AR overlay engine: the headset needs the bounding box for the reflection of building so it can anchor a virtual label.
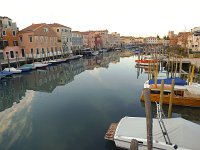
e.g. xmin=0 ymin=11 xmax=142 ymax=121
xmin=0 ymin=52 xmax=121 ymax=112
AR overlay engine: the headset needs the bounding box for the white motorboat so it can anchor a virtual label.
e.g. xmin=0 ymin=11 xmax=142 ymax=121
xmin=114 ymin=116 xmax=200 ymax=150
xmin=3 ymin=67 xmax=22 ymax=74
xmin=32 ymin=62 xmax=48 ymax=68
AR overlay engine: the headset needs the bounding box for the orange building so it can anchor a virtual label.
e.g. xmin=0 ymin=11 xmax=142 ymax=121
xmin=18 ymin=23 xmax=62 ymax=59
xmin=0 ymin=16 xmax=20 ymax=60
xmin=177 ymin=32 xmax=191 ymax=48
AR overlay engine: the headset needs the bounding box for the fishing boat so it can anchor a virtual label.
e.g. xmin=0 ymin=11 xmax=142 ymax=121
xmin=141 ymin=78 xmax=200 ymax=107
xmin=135 ymin=59 xmax=159 ymax=66
xmin=3 ymin=67 xmax=22 ymax=74
xmin=108 ymin=116 xmax=200 ymax=150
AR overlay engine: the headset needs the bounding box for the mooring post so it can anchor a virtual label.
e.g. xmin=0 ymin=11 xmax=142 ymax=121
xmin=130 ymin=139 xmax=138 ymax=150
xmin=168 ymin=79 xmax=175 ymax=118
xmin=160 ymin=80 xmax=164 ymax=108
xmin=143 ymin=88 xmax=153 ymax=150
xmin=190 ymin=65 xmax=195 ymax=85
xmin=179 ymin=57 xmax=182 ymax=78
xmin=188 ymin=66 xmax=191 ymax=85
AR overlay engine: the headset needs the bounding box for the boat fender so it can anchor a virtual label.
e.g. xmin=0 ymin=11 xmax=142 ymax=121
xmin=173 ymin=144 xmax=178 ymax=149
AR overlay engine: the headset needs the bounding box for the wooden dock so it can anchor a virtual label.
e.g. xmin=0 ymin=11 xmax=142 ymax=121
xmin=104 ymin=123 xmax=118 ymax=141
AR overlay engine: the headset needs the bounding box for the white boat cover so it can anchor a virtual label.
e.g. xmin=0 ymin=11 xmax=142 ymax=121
xmin=185 ymin=84 xmax=200 ymax=96
xmin=114 ymin=117 xmax=200 ymax=150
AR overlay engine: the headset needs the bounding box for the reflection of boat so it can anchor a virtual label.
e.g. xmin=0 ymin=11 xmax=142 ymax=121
xmin=3 ymin=67 xmax=22 ymax=74
xmin=141 ymin=78 xmax=200 ymax=107
xmin=111 ymin=116 xmax=200 ymax=150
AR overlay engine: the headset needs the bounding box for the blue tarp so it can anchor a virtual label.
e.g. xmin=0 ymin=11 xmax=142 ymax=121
xmin=149 ymin=77 xmax=187 ymax=86
xmin=0 ymin=71 xmax=13 ymax=76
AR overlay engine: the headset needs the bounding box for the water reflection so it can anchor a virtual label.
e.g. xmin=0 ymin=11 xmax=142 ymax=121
xmin=0 ymin=52 xmax=120 ymax=112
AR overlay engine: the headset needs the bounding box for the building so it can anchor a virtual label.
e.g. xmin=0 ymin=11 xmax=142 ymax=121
xmin=48 ymin=23 xmax=72 ymax=54
xmin=0 ymin=16 xmax=20 ymax=60
xmin=109 ymin=32 xmax=120 ymax=48
xmin=120 ymin=36 xmax=134 ymax=47
xmin=187 ymin=27 xmax=200 ymax=53
xmin=144 ymin=37 xmax=158 ymax=45
xmin=177 ymin=32 xmax=191 ymax=48
xmin=18 ymin=23 xmax=62 ymax=59
xmin=71 ymin=31 xmax=83 ymax=51
xmin=134 ymin=37 xmax=144 ymax=45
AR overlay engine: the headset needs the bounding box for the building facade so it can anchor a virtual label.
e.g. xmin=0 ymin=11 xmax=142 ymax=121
xmin=187 ymin=27 xmax=200 ymax=53
xmin=18 ymin=23 xmax=62 ymax=59
xmin=49 ymin=23 xmax=72 ymax=54
xmin=144 ymin=37 xmax=158 ymax=45
xmin=177 ymin=32 xmax=191 ymax=48
xmin=71 ymin=31 xmax=83 ymax=51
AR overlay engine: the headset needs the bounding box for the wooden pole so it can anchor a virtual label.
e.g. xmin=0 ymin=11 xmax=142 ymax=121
xmin=168 ymin=79 xmax=175 ymax=118
xmin=179 ymin=57 xmax=182 ymax=78
xmin=188 ymin=66 xmax=191 ymax=85
xmin=175 ymin=56 xmax=178 ymax=77
xmin=190 ymin=65 xmax=195 ymax=85
xmin=143 ymin=88 xmax=153 ymax=150
xmin=160 ymin=80 xmax=164 ymax=108
xmin=130 ymin=139 xmax=138 ymax=150
xmin=171 ymin=57 xmax=174 ymax=77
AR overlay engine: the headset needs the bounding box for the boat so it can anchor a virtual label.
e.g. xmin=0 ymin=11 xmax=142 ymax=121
xmin=32 ymin=62 xmax=48 ymax=69
xmin=20 ymin=64 xmax=36 ymax=70
xmin=91 ymin=51 xmax=99 ymax=56
xmin=141 ymin=78 xmax=200 ymax=107
xmin=135 ymin=59 xmax=159 ymax=66
xmin=18 ymin=65 xmax=32 ymax=72
xmin=0 ymin=71 xmax=13 ymax=79
xmin=3 ymin=67 xmax=22 ymax=74
xmin=110 ymin=116 xmax=200 ymax=150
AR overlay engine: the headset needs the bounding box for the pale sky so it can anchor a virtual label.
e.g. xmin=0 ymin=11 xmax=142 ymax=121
xmin=1 ymin=0 xmax=200 ymax=37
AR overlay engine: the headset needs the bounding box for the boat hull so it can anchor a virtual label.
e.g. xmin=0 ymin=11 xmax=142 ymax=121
xmin=140 ymin=91 xmax=200 ymax=107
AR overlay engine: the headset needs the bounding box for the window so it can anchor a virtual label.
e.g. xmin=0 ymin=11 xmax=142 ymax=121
xmin=2 ymin=31 xmax=6 ymax=36
xmin=13 ymin=41 xmax=18 ymax=46
xmin=36 ymin=48 xmax=39 ymax=54
xmin=10 ymin=51 xmax=14 ymax=58
xmin=42 ymin=48 xmax=44 ymax=54
xmin=30 ymin=48 xmax=33 ymax=54
xmin=44 ymin=28 xmax=48 ymax=32
xmin=29 ymin=36 xmax=32 ymax=42
xmin=12 ymin=31 xmax=16 ymax=36
xmin=65 ymin=29 xmax=67 ymax=32
xmin=8 ymin=21 xmax=11 ymax=26
xmin=57 ymin=29 xmax=59 ymax=32
xmin=20 ymin=36 xmax=23 ymax=42
xmin=3 ymin=40 xmax=9 ymax=47
xmin=21 ymin=49 xmax=25 ymax=57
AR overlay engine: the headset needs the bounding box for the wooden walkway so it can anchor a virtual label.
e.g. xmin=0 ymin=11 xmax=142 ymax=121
xmin=104 ymin=123 xmax=118 ymax=141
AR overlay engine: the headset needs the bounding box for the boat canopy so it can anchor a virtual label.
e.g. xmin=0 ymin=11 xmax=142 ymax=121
xmin=149 ymin=77 xmax=187 ymax=86
xmin=114 ymin=117 xmax=200 ymax=150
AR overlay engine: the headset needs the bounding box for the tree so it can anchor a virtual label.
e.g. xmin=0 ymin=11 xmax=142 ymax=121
xmin=157 ymin=35 xmax=160 ymax=40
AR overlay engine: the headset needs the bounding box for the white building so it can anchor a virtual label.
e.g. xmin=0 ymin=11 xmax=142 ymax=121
xmin=187 ymin=27 xmax=200 ymax=53
xmin=145 ymin=37 xmax=158 ymax=44
xmin=49 ymin=23 xmax=72 ymax=54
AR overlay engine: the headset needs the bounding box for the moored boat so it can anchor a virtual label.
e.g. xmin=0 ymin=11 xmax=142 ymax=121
xmin=141 ymin=78 xmax=200 ymax=107
xmin=3 ymin=67 xmax=22 ymax=74
xmin=32 ymin=62 xmax=48 ymax=68
xmin=111 ymin=116 xmax=200 ymax=149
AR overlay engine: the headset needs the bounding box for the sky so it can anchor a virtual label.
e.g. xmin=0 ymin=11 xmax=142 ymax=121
xmin=1 ymin=0 xmax=200 ymax=37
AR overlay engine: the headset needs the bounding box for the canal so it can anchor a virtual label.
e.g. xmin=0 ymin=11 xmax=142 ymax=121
xmin=0 ymin=51 xmax=199 ymax=150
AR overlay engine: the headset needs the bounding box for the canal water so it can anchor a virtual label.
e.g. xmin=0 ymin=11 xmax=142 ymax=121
xmin=0 ymin=51 xmax=199 ymax=150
